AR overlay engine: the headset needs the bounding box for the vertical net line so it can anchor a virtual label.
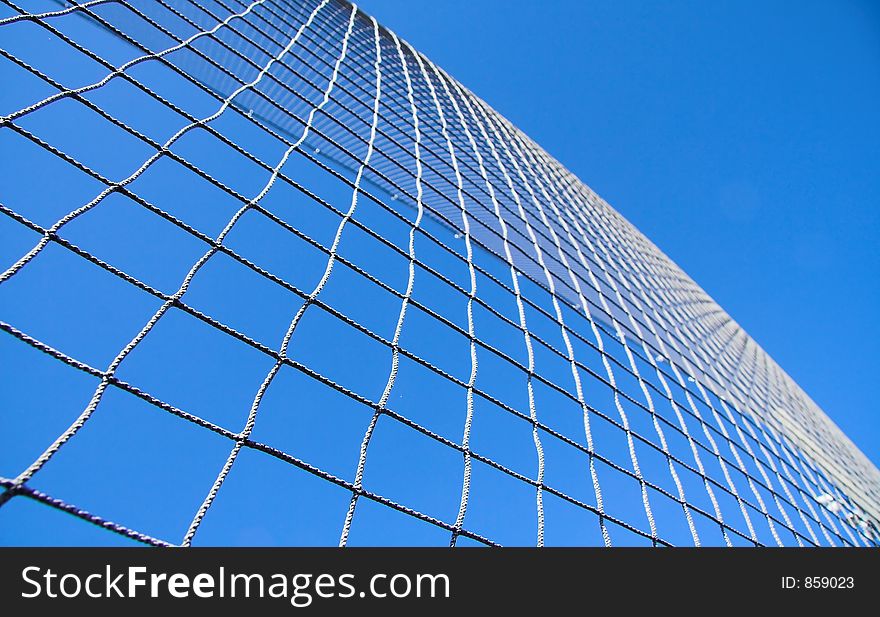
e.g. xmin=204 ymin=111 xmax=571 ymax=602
xmin=0 ymin=0 xmax=323 ymax=506
xmin=436 ymin=71 xmax=556 ymax=547
xmin=180 ymin=0 xmax=356 ymax=547
xmin=555 ymin=172 xmax=785 ymax=542
xmin=526 ymin=145 xmax=791 ymax=544
xmin=725 ymin=333 xmax=785 ymax=545
xmin=325 ymin=13 xmax=386 ymax=546
xmin=737 ymin=341 xmax=805 ymax=545
xmin=543 ymin=181 xmax=736 ymax=545
xmin=470 ymin=77 xmax=644 ymax=547
xmin=809 ymin=479 xmax=846 ymax=545
xmin=466 ymin=90 xmax=668 ymax=545
xmin=471 ymin=98 xmax=659 ymax=544
xmin=714 ymin=333 xmax=832 ymax=542
xmin=732 ymin=337 xmax=807 ymax=545
xmin=616 ymin=241 xmax=769 ymax=540
xmin=590 ymin=232 xmax=756 ymax=544
xmin=770 ymin=424 xmax=836 ymax=545
xmin=792 ymin=424 xmax=853 ymax=544
xmin=431 ymin=58 xmax=584 ymax=546
xmin=399 ymin=38 xmax=488 ymax=544
xmin=384 ymin=28 xmax=460 ymax=546
xmin=412 ymin=48 xmax=484 ymax=548
xmin=337 ymin=17 xmax=433 ymax=544
xmin=756 ymin=355 xmax=825 ymax=543
xmin=441 ymin=70 xmax=612 ymax=546
xmin=774 ymin=369 xmax=864 ymax=543
xmin=755 ymin=352 xmax=821 ymax=545
xmin=208 ymin=5 xmax=381 ymax=546
xmin=498 ymin=115 xmax=708 ymax=545
xmin=495 ymin=111 xmax=711 ymax=546
xmin=542 ymin=156 xmax=742 ymax=544
xmin=818 ymin=471 xmax=861 ymax=546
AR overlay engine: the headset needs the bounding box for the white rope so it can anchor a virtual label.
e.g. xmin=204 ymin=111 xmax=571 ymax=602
xmin=182 ymin=0 xmax=357 ymax=546
xmin=335 ymin=13 xmax=386 ymax=546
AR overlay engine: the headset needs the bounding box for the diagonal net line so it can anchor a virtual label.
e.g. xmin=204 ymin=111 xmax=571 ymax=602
xmin=0 ymin=476 xmax=171 ymax=546
xmin=0 ymin=316 xmax=501 ymax=547
xmin=0 ymin=0 xmax=876 ymax=547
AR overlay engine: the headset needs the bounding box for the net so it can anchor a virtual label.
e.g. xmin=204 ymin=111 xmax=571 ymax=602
xmin=0 ymin=0 xmax=878 ymax=547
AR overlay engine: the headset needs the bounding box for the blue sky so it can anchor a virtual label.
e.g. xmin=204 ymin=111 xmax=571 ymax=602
xmin=0 ymin=0 xmax=877 ymax=547
xmin=358 ymin=0 xmax=880 ymax=466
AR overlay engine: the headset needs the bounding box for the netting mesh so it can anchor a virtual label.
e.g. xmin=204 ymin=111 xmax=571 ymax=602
xmin=1 ymin=0 xmax=878 ymax=547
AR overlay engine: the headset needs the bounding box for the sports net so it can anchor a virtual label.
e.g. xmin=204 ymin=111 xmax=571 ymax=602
xmin=0 ymin=0 xmax=878 ymax=547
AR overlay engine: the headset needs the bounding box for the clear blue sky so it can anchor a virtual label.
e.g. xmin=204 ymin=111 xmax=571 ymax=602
xmin=358 ymin=0 xmax=880 ymax=466
xmin=0 ymin=0 xmax=877 ymax=547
